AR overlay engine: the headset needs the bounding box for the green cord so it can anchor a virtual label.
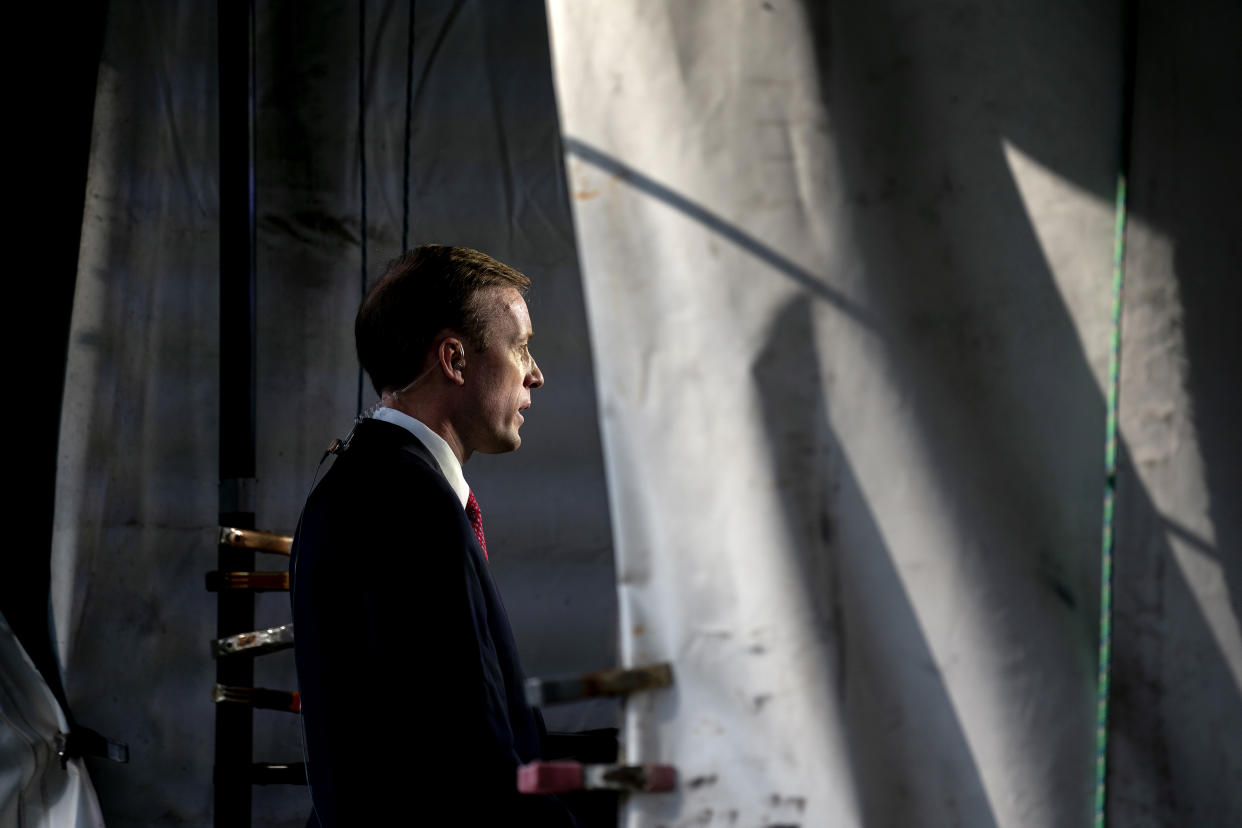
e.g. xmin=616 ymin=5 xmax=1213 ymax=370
xmin=1094 ymin=172 xmax=1128 ymax=828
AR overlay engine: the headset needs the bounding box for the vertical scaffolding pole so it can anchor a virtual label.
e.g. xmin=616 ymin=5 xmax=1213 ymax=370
xmin=216 ymin=0 xmax=257 ymax=824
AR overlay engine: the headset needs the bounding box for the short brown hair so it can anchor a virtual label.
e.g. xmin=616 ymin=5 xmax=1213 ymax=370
xmin=355 ymin=245 xmax=531 ymax=394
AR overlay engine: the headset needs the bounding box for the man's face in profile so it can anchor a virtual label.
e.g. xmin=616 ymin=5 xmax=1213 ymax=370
xmin=460 ymin=286 xmax=544 ymax=455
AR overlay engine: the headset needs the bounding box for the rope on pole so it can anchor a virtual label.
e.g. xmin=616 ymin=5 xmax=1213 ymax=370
xmin=1094 ymin=170 xmax=1127 ymax=828
xmin=1094 ymin=4 xmax=1138 ymax=825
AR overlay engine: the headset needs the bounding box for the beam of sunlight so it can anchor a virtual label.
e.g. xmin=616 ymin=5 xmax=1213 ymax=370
xmin=1168 ymin=527 xmax=1242 ymax=694
xmin=1000 ymin=138 xmax=1117 ymax=396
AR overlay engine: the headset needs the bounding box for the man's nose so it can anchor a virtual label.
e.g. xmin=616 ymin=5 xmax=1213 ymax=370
xmin=527 ymin=356 xmax=544 ymax=389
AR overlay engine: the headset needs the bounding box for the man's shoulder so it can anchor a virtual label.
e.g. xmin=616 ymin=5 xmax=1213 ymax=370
xmin=294 ymin=420 xmax=466 ymax=557
xmin=331 ymin=419 xmax=438 ymax=477
xmin=304 ymin=419 xmax=457 ymax=515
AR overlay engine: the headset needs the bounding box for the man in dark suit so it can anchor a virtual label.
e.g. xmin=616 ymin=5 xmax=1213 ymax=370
xmin=291 ymin=245 xmax=578 ymax=826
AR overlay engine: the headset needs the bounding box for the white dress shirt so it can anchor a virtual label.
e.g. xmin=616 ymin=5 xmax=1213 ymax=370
xmin=370 ymin=406 xmax=470 ymax=508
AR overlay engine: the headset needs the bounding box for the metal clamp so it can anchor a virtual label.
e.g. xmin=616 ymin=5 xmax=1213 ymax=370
xmin=218 ymin=526 xmax=293 ymax=556
xmin=212 ymin=683 xmax=300 ymax=713
xmin=525 ymin=662 xmax=673 ymax=706
xmin=205 ymin=571 xmax=289 ymax=592
xmin=212 ymin=623 xmax=294 ymax=658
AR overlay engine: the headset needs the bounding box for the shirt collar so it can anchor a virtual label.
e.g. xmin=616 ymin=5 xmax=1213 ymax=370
xmin=371 ymin=407 xmax=470 ymax=508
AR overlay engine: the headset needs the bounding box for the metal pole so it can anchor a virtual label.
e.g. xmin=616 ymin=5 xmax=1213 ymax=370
xmin=216 ymin=0 xmax=257 ymax=824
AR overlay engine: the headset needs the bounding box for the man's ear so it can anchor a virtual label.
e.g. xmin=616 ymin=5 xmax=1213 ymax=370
xmin=436 ymin=336 xmax=466 ymax=385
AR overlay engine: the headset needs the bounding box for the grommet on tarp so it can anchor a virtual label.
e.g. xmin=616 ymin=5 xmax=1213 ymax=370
xmin=205 ymin=571 xmax=290 ymax=591
xmin=211 ymin=683 xmax=301 ymax=714
xmin=526 ymin=662 xmax=674 ymax=706
xmin=212 ymin=623 xmax=295 ymax=658
xmin=218 ymin=526 xmax=293 ymax=555
xmin=56 ymin=727 xmax=130 ymax=769
xmin=518 ymin=761 xmax=676 ymax=795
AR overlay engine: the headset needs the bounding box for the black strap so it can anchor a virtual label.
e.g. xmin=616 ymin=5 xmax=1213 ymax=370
xmin=57 ymin=725 xmax=129 ymax=768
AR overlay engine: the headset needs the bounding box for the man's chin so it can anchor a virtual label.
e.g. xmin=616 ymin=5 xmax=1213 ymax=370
xmin=478 ymin=434 xmax=522 ymax=455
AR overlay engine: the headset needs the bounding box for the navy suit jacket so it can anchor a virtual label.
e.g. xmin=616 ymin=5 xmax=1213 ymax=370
xmin=291 ymin=418 xmax=577 ymax=826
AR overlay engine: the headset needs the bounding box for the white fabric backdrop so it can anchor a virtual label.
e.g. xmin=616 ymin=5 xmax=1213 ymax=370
xmin=0 ymin=613 xmax=104 ymax=828
xmin=546 ymin=1 xmax=1240 ymax=826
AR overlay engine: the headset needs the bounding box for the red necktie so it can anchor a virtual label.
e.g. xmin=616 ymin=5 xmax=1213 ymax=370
xmin=466 ymin=489 xmax=488 ymax=561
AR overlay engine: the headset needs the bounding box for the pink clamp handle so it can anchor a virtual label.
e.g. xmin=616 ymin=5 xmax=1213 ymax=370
xmin=517 ymin=761 xmax=677 ymax=794
xmin=517 ymin=761 xmax=583 ymax=794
